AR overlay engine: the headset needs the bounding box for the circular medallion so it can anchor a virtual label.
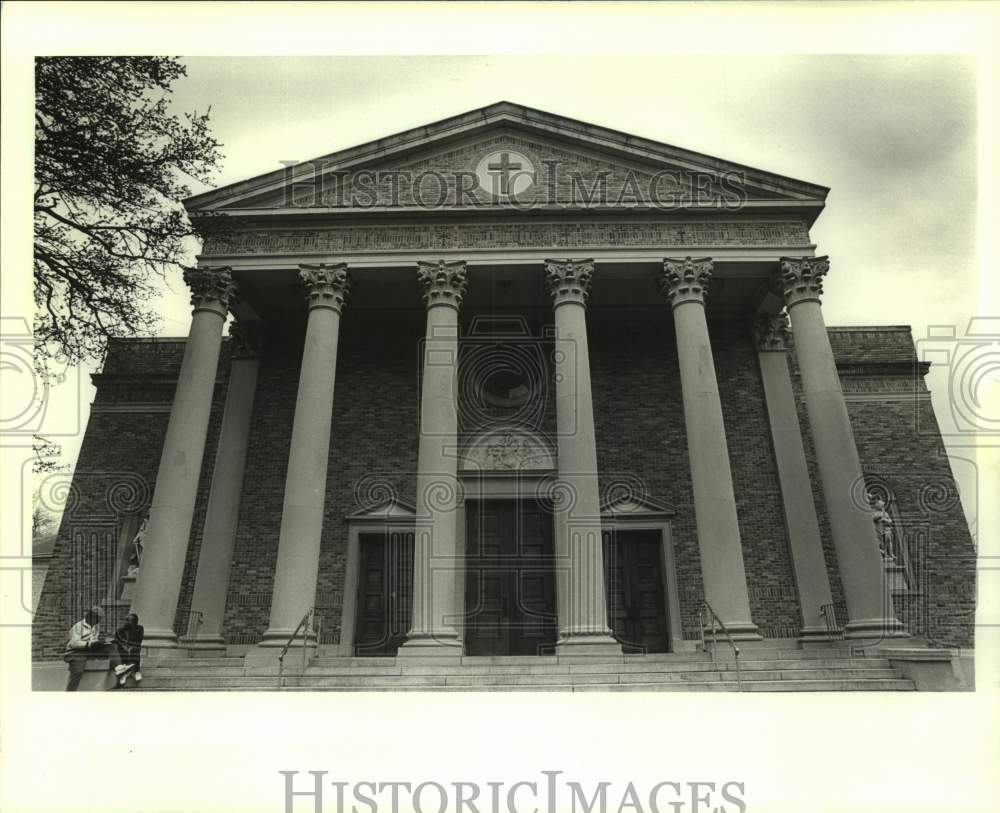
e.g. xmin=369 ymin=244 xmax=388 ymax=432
xmin=474 ymin=149 xmax=535 ymax=198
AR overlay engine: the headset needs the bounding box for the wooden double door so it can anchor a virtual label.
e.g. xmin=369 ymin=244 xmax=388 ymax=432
xmin=464 ymin=500 xmax=558 ymax=656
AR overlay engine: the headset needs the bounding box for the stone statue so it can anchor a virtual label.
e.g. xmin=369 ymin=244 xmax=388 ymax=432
xmin=125 ymin=516 xmax=147 ymax=577
xmin=869 ymin=494 xmax=896 ymax=562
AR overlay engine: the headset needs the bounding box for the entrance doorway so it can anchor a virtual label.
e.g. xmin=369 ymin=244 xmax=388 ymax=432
xmin=603 ymin=529 xmax=671 ymax=653
xmin=464 ymin=499 xmax=557 ymax=656
xmin=353 ymin=531 xmax=414 ymax=656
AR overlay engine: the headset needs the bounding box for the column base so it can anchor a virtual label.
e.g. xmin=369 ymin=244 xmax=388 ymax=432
xmin=397 ymin=632 xmax=463 ymax=659
xmin=798 ymin=625 xmax=844 ymax=646
xmin=704 ymin=622 xmax=762 ymax=642
xmin=244 ymin=628 xmax=317 ymax=664
xmin=140 ymin=630 xmax=190 ymax=664
xmin=255 ymin=627 xmax=318 ymax=647
xmin=555 ymin=634 xmax=622 ymax=658
xmin=182 ymin=633 xmax=228 ymax=656
xmin=844 ymin=617 xmax=909 ymax=641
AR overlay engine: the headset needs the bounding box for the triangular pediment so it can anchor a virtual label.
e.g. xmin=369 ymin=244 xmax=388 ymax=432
xmin=601 ymin=493 xmax=676 ymax=518
xmin=345 ymin=496 xmax=416 ymax=521
xmin=185 ymin=102 xmax=828 ymax=216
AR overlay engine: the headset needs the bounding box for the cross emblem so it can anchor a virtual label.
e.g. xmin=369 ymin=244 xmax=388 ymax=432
xmin=486 ymin=151 xmax=523 ymax=195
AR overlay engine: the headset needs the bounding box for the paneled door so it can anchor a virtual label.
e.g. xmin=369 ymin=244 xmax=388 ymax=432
xmin=465 ymin=500 xmax=557 ymax=656
xmin=603 ymin=529 xmax=670 ymax=653
xmin=354 ymin=531 xmax=414 ymax=656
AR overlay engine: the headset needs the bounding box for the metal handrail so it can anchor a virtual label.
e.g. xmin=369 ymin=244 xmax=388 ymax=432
xmin=820 ymin=603 xmax=869 ymax=657
xmin=187 ymin=610 xmax=205 ymax=641
xmin=277 ymin=607 xmax=314 ymax=689
xmin=819 ymin=603 xmax=840 ymax=639
xmin=699 ymin=601 xmax=742 ymax=692
xmin=180 ymin=610 xmax=204 ymax=642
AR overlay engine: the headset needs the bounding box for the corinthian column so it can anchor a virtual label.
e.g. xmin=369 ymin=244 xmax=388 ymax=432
xmin=132 ymin=267 xmax=236 ymax=652
xmin=255 ymin=264 xmax=350 ymax=652
xmin=545 ymin=259 xmax=620 ymax=655
xmin=776 ymin=257 xmax=905 ymax=639
xmin=187 ymin=320 xmax=263 ymax=652
xmin=401 ymin=260 xmax=467 ymax=656
xmin=755 ymin=313 xmax=838 ymax=642
xmin=659 ymin=258 xmax=759 ymax=640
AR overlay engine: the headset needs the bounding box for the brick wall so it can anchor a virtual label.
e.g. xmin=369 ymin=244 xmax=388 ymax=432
xmin=823 ymin=327 xmax=975 ymax=646
xmin=33 ymin=323 xmax=977 ymax=657
xmin=221 ymin=321 xmax=423 ymax=645
xmin=590 ymin=318 xmax=799 ymax=639
xmin=32 ymin=339 xmax=230 ymax=658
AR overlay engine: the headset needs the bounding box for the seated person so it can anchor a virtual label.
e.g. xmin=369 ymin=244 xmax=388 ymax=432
xmin=64 ymin=606 xmax=109 ymax=691
xmin=113 ymin=613 xmax=145 ymax=688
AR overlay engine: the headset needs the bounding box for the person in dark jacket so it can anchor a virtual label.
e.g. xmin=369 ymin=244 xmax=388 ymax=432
xmin=112 ymin=613 xmax=144 ymax=688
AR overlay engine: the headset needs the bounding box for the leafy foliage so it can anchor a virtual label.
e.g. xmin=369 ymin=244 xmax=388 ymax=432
xmin=32 ymin=435 xmax=67 ymax=475
xmin=33 ymin=57 xmax=222 ymax=373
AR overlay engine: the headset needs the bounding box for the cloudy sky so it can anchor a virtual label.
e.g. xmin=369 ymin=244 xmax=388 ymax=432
xmin=36 ymin=53 xmax=985 ymax=526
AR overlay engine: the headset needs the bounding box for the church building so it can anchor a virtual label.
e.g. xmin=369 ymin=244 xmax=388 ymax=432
xmin=32 ymin=103 xmax=976 ymax=690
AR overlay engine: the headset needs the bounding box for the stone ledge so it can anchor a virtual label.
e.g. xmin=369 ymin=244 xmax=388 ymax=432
xmin=32 ymin=659 xmax=115 ymax=692
xmin=877 ymin=647 xmax=974 ymax=691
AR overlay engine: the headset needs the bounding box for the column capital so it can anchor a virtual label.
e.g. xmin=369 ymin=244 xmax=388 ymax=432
xmin=300 ymin=263 xmax=350 ymax=312
xmin=183 ymin=267 xmax=237 ymax=317
xmin=228 ymin=319 xmax=265 ymax=360
xmin=776 ymin=256 xmax=830 ymax=307
xmin=417 ymin=260 xmax=468 ymax=309
xmin=659 ymin=257 xmax=713 ymax=308
xmin=545 ymin=259 xmax=594 ymax=308
xmin=755 ymin=312 xmax=792 ymax=352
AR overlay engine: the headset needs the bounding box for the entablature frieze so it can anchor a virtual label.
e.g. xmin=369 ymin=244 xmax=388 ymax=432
xmin=202 ymin=219 xmax=813 ymax=260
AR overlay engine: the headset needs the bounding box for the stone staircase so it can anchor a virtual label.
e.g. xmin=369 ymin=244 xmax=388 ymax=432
xmin=137 ymin=645 xmax=917 ymax=692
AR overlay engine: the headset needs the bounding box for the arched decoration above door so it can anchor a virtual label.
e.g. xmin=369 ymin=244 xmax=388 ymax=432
xmin=459 ymin=427 xmax=556 ymax=474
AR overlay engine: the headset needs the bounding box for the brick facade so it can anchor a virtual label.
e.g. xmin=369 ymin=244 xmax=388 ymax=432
xmin=32 ymin=319 xmax=976 ymax=657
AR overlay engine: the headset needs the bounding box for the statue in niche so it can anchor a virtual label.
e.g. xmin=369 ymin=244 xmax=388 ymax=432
xmin=125 ymin=516 xmax=148 ymax=577
xmin=868 ymin=494 xmax=896 ymax=562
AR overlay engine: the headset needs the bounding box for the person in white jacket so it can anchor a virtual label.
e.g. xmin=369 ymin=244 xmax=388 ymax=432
xmin=64 ymin=606 xmax=108 ymax=691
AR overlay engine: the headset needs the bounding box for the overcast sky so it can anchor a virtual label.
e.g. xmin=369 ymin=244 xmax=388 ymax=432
xmin=40 ymin=54 xmax=984 ymax=528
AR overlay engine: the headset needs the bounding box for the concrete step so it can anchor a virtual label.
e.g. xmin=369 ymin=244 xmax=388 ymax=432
xmin=326 ymin=657 xmax=890 ymax=675
xmin=138 ymin=677 xmax=915 ymax=692
xmin=139 ymin=667 xmax=906 ymax=690
xmin=154 ymin=657 xmax=247 ymax=667
xmin=135 ymin=644 xmax=917 ymax=692
xmin=307 ymin=649 xmax=870 ymax=668
xmin=299 ymin=668 xmax=901 ymax=687
xmin=146 ymin=657 xmax=892 ymax=679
